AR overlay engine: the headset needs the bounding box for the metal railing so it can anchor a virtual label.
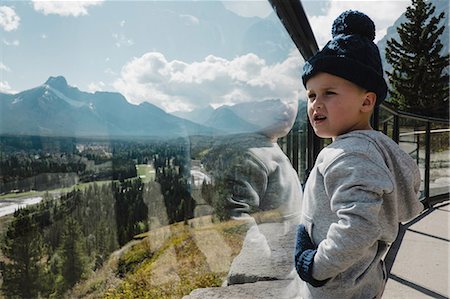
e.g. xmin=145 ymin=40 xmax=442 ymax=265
xmin=375 ymin=104 xmax=450 ymax=207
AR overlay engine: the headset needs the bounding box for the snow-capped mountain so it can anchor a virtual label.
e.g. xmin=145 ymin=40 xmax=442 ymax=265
xmin=174 ymin=98 xmax=308 ymax=135
xmin=0 ymin=76 xmax=215 ymax=138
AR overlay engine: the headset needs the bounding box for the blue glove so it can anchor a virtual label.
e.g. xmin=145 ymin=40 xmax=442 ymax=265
xmin=294 ymin=224 xmax=315 ymax=259
xmin=294 ymin=224 xmax=329 ymax=287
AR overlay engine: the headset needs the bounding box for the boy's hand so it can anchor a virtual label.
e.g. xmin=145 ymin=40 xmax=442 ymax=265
xmin=294 ymin=224 xmax=329 ymax=287
xmin=294 ymin=224 xmax=315 ymax=258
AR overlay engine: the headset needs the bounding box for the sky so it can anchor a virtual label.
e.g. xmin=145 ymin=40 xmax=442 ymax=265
xmin=0 ymin=0 xmax=411 ymax=113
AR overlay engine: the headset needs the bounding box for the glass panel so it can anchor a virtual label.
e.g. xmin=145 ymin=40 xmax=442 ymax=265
xmin=380 ymin=105 xmax=450 ymax=201
xmin=0 ymin=1 xmax=305 ymax=298
xmin=378 ymin=107 xmax=395 ymax=138
xmin=430 ymin=123 xmax=450 ymax=197
xmin=398 ymin=117 xmax=427 ymax=198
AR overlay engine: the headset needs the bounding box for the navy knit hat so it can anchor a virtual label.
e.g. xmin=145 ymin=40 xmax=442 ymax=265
xmin=302 ymin=10 xmax=388 ymax=106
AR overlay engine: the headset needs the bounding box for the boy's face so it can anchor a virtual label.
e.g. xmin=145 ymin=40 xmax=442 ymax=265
xmin=306 ymin=72 xmax=374 ymax=139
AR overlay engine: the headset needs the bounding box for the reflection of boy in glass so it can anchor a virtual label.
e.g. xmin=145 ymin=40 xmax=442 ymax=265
xmin=201 ymin=98 xmax=302 ymax=284
xmin=203 ymin=98 xmax=301 ymax=222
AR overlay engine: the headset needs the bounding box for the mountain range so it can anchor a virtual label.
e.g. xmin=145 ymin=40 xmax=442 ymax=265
xmin=0 ymin=76 xmax=216 ymax=138
xmin=0 ymin=76 xmax=286 ymax=138
xmin=174 ymin=104 xmax=260 ymax=134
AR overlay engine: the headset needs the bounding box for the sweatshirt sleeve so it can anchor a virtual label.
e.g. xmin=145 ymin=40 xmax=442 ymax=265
xmin=312 ymin=152 xmax=394 ymax=281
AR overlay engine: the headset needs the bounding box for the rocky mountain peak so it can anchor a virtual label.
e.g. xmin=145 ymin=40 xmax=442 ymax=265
xmin=44 ymin=76 xmax=69 ymax=89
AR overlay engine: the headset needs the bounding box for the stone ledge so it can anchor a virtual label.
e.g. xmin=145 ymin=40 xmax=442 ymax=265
xmin=184 ymin=221 xmax=301 ymax=299
xmin=183 ymin=279 xmax=300 ymax=299
xmin=227 ymin=222 xmax=296 ymax=285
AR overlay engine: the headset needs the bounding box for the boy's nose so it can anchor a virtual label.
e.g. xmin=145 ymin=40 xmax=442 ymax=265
xmin=311 ymin=99 xmax=323 ymax=110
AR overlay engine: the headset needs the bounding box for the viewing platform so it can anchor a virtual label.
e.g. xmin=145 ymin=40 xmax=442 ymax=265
xmin=383 ymin=198 xmax=449 ymax=299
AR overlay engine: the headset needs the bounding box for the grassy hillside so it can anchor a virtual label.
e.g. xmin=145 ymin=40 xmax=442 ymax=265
xmin=68 ymin=216 xmax=248 ymax=299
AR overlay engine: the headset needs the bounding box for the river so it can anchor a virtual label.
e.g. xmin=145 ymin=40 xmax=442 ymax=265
xmin=0 ymin=196 xmax=43 ymax=217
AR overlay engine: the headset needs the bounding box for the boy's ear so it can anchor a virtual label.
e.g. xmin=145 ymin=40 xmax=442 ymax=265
xmin=361 ymin=92 xmax=377 ymax=112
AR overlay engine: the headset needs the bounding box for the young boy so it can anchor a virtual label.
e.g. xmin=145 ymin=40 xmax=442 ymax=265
xmin=294 ymin=10 xmax=424 ymax=299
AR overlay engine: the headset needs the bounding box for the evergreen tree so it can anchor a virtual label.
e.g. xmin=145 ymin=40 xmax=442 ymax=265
xmin=0 ymin=214 xmax=51 ymax=298
xmin=114 ymin=179 xmax=148 ymax=246
xmin=385 ymin=0 xmax=449 ymax=119
xmin=59 ymin=217 xmax=89 ymax=290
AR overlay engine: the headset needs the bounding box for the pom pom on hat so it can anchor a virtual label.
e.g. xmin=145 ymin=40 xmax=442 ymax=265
xmin=332 ymin=10 xmax=376 ymax=41
xmin=302 ymin=10 xmax=388 ymax=106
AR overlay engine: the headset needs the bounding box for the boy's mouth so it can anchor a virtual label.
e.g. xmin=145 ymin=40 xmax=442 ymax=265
xmin=313 ymin=114 xmax=326 ymax=123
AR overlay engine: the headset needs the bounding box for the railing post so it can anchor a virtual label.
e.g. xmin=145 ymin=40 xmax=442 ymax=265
xmin=424 ymin=121 xmax=431 ymax=208
xmin=287 ymin=130 xmax=292 ymax=163
xmin=393 ymin=114 xmax=400 ymax=143
xmin=372 ymin=105 xmax=379 ymax=130
xmin=293 ymin=122 xmax=299 ymax=173
xmin=306 ymin=122 xmax=322 ymax=180
xmin=383 ymin=121 xmax=388 ymax=136
xmin=416 ymin=131 xmax=420 ymax=165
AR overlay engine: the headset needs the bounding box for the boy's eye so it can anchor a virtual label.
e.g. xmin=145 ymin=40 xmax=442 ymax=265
xmin=325 ymin=91 xmax=336 ymax=95
xmin=307 ymin=93 xmax=316 ymax=101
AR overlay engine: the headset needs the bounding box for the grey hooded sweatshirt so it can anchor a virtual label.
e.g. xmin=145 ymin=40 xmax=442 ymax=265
xmin=299 ymin=130 xmax=423 ymax=299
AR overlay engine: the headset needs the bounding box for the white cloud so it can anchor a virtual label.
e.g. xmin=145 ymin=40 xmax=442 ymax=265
xmin=179 ymin=14 xmax=199 ymax=25
xmin=0 ymin=62 xmax=11 ymax=72
xmin=0 ymin=6 xmax=20 ymax=31
xmin=104 ymin=68 xmax=117 ymax=76
xmin=41 ymin=33 xmax=47 ymax=39
xmin=306 ymin=1 xmax=410 ymax=47
xmin=113 ymin=51 xmax=304 ymax=113
xmin=2 ymin=39 xmax=19 ymax=46
xmin=120 ymin=20 xmax=126 ymax=27
xmin=32 ymin=0 xmax=104 ymax=17
xmin=112 ymin=33 xmax=134 ymax=48
xmin=222 ymin=0 xmax=273 ymax=18
xmin=88 ymin=81 xmax=106 ymax=92
xmin=0 ymin=81 xmax=16 ymax=94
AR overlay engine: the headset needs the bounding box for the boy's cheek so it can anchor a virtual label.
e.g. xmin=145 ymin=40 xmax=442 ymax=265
xmin=306 ymin=110 xmax=314 ymax=122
